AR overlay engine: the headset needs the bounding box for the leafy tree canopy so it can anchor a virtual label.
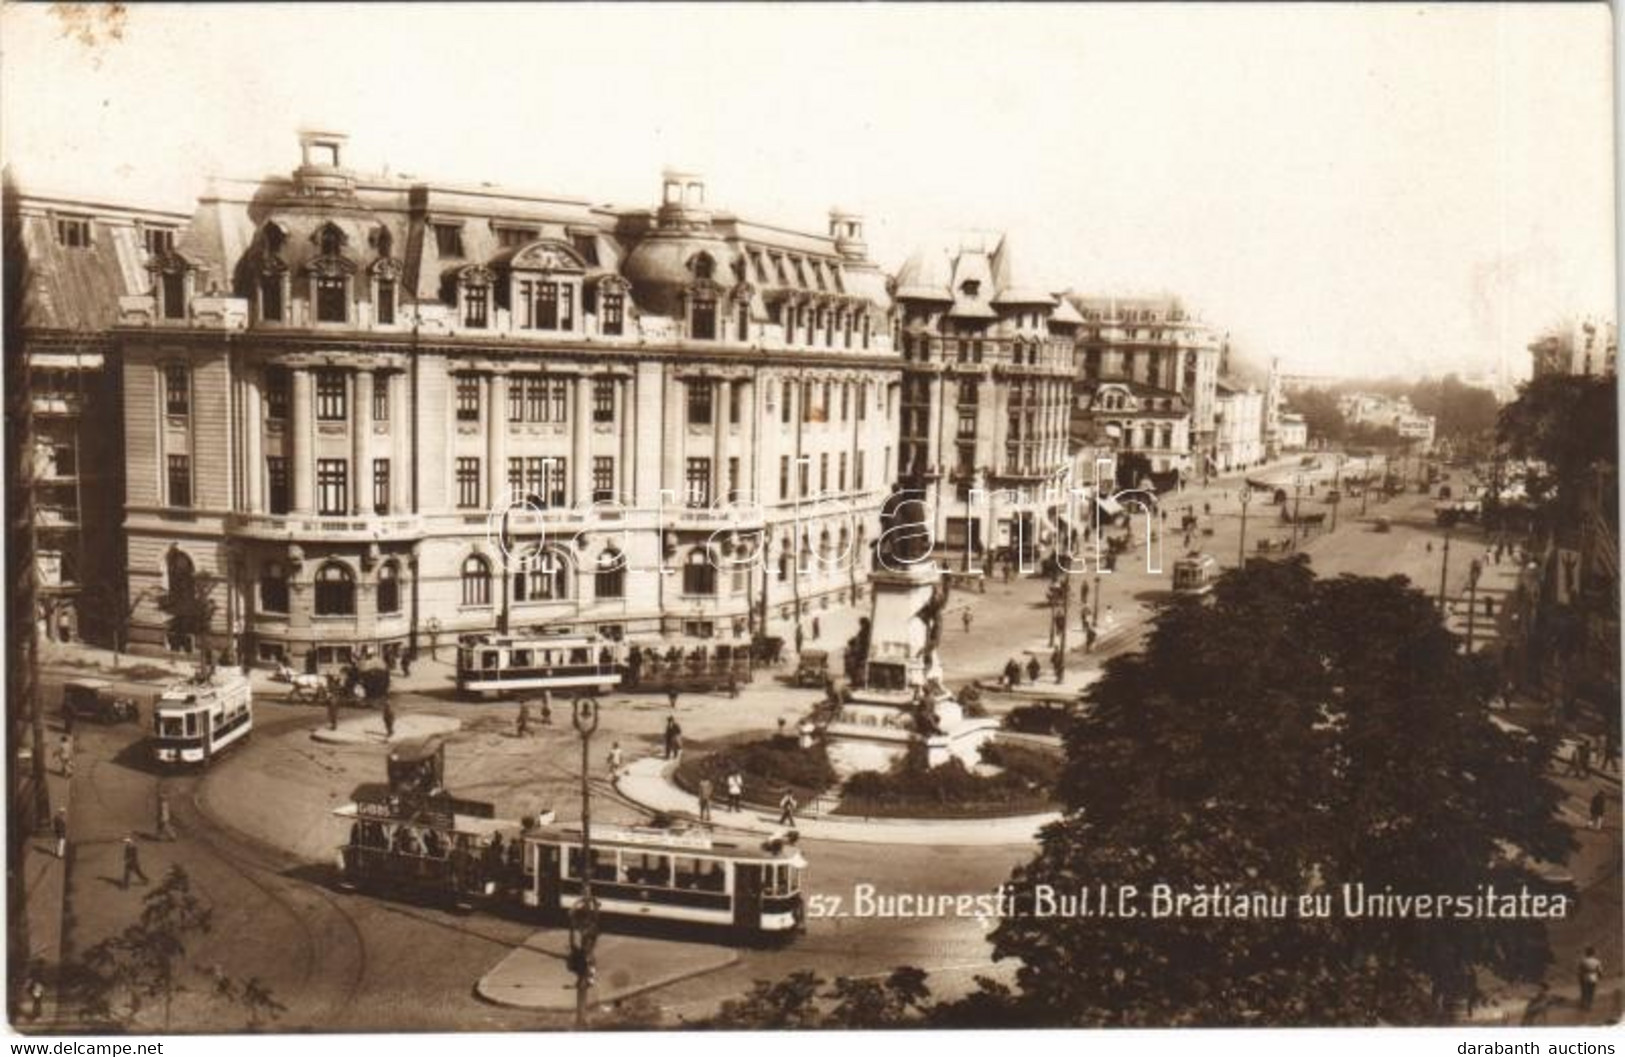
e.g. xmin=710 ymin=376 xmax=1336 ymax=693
xmin=990 ymin=556 xmax=1572 ymax=1026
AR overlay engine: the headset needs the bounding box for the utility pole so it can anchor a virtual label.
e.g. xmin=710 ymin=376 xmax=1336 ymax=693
xmin=1465 ymin=559 xmax=1482 ymax=652
xmin=1056 ymin=571 xmax=1070 ymax=683
xmin=570 ymin=695 xmax=601 ymax=1029
xmin=1438 ymin=527 xmax=1452 ymax=613
xmin=1290 ymin=476 xmax=1303 ymax=551
xmin=1237 ymin=487 xmax=1252 ymax=567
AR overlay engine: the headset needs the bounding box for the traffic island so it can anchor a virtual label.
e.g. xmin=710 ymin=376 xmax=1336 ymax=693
xmin=310 ymin=712 xmax=460 ymax=746
xmin=476 ymin=930 xmax=738 ymax=1011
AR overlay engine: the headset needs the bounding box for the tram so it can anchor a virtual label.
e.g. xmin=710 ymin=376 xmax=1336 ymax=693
xmin=152 ymin=668 xmax=253 ymax=766
xmin=521 ymin=822 xmax=806 ymax=939
xmin=454 ymin=633 xmax=625 ymax=698
xmin=1172 ymin=553 xmax=1219 ymax=595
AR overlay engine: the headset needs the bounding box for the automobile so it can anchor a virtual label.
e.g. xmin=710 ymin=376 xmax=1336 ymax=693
xmin=791 ymin=648 xmax=832 ymax=689
xmin=60 ymin=678 xmax=139 ymax=725
xmin=1374 ymin=517 xmax=1392 ymax=533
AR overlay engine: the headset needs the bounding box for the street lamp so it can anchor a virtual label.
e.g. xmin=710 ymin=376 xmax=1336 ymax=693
xmin=1437 ymin=524 xmax=1453 ymax=614
xmin=1237 ymin=486 xmax=1252 ymax=567
xmin=1465 ymin=558 xmax=1483 ymax=652
xmin=1290 ymin=474 xmax=1305 ymax=551
xmin=570 ymin=695 xmax=601 ymax=1029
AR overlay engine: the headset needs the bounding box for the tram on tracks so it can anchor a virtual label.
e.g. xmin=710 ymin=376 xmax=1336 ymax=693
xmin=152 ymin=667 xmax=253 ymax=766
xmin=453 ymin=633 xmax=625 ymax=698
xmin=332 ymin=736 xmax=806 ymax=941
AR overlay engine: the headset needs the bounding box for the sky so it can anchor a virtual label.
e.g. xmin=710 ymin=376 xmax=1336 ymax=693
xmin=2 ymin=2 xmax=1615 ymax=381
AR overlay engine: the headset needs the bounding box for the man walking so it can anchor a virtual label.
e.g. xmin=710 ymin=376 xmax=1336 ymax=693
xmin=666 ymin=685 xmax=680 ymax=712
xmin=962 ymin=609 xmax=973 ymax=635
xmin=56 ymin=734 xmax=73 ymax=779
xmin=121 ymin=836 xmax=149 ymax=889
xmin=52 ymin=808 xmax=67 ymax=859
xmin=1052 ymin=648 xmax=1065 ymax=685
xmin=156 ymin=788 xmax=177 ymax=841
xmin=1578 ymin=947 xmax=1604 ymax=1012
xmin=607 ymin=741 xmax=623 ymax=779
xmin=1026 ymin=655 xmax=1041 ymax=684
xmin=777 ymin=790 xmax=797 ymax=828
xmin=400 ymin=650 xmax=413 ymax=678
xmin=663 ymin=717 xmax=682 ymax=761
xmin=382 ymin=701 xmax=396 ymax=740
xmin=726 ymin=770 xmax=743 ymax=812
xmin=538 ymin=689 xmax=552 ymax=725
xmin=697 ymin=777 xmax=714 ymax=822
xmin=1589 ymin=789 xmax=1607 ymax=831
xmin=516 ymin=700 xmax=531 ymax=738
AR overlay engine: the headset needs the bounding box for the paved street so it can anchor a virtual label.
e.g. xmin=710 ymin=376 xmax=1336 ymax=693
xmin=24 ymin=475 xmax=1619 ymax=1030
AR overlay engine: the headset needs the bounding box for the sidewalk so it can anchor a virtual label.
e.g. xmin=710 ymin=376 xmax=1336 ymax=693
xmin=476 ymin=931 xmax=737 ymax=1012
xmin=614 ymin=756 xmax=1056 ymax=846
xmin=18 ymin=745 xmax=72 ymax=1029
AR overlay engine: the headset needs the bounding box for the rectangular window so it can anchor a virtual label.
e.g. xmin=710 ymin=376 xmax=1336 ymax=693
xmin=736 ymin=305 xmax=749 ymax=342
xmin=517 ymin=280 xmax=535 ymax=329
xmin=727 ymin=456 xmax=740 ymax=501
xmin=315 ymin=276 xmax=347 ymax=323
xmin=267 ymin=457 xmax=289 ymax=514
xmin=593 ymin=378 xmax=615 ymax=423
xmin=167 ymin=454 xmax=190 ymax=508
xmin=260 ymin=275 xmax=284 ymax=322
xmin=551 ymin=379 xmax=569 ymax=423
xmin=687 ymin=381 xmax=713 ymax=426
xmin=55 ymin=216 xmax=90 ymax=248
xmin=372 ymin=459 xmax=390 ymax=513
xmin=685 ymin=458 xmax=711 ymax=508
xmin=840 ymin=383 xmax=850 ymax=421
xmin=802 ymin=381 xmax=814 ymax=423
xmin=691 ymin=299 xmax=717 ymax=341
xmin=463 ymin=284 xmax=488 ymax=329
xmin=508 ymin=377 xmax=527 ymax=422
xmin=728 ymin=381 xmax=742 ymax=425
xmin=508 ymin=457 xmax=525 ymax=501
xmin=592 ymin=457 xmax=615 ymax=503
xmin=855 ymin=450 xmax=865 ymax=490
xmin=601 ymin=293 xmax=624 ymax=336
xmin=434 ymin=224 xmax=464 ymax=258
xmin=781 ymin=380 xmax=793 ymax=424
xmin=456 ymin=376 xmax=481 ymax=422
xmin=161 ymin=271 xmax=186 ymax=320
xmin=571 ymin=233 xmax=600 ymax=266
xmin=315 ymin=371 xmax=347 ymax=421
xmin=958 ymin=411 xmax=977 ymax=438
xmin=456 ymin=457 xmax=481 ymax=509
xmin=495 ymin=226 xmax=538 ymax=248
xmin=798 ymin=460 xmax=809 ymax=497
xmin=779 ymin=456 xmax=790 ymax=501
xmin=375 ymin=280 xmax=396 ymax=325
xmin=545 ymin=459 xmax=568 ymax=507
xmin=838 ymin=453 xmax=848 ymax=492
xmin=819 ymin=453 xmax=829 ymax=493
xmin=372 ymin=373 xmax=389 ymax=421
xmin=143 ymin=227 xmax=175 ymax=257
xmin=164 ymin=365 xmax=189 ymax=417
xmin=536 ymin=282 xmax=559 ymax=330
xmin=517 ymin=376 xmax=539 ymax=422
xmin=316 ymin=459 xmax=348 ymax=516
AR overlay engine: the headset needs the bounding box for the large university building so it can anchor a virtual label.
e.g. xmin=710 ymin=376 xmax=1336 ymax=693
xmin=111 ymin=132 xmax=900 ymax=666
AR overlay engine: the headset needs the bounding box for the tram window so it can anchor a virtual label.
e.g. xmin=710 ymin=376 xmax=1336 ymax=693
xmin=185 ymin=713 xmax=198 ymax=737
xmin=511 ymin=649 xmax=532 ymax=668
xmin=159 ymin=716 xmax=184 ymax=737
xmin=764 ymin=864 xmax=797 ymax=896
xmin=482 ymin=651 xmax=499 ymax=670
xmin=675 ymin=856 xmax=726 ymax=892
xmin=588 ymin=849 xmax=617 ymax=882
xmin=623 ymin=853 xmax=671 ymax=887
xmin=565 ymin=847 xmax=581 ymax=879
xmin=569 ymin=648 xmax=589 ymax=665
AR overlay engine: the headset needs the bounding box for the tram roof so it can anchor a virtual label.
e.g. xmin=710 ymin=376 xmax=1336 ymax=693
xmin=524 ymin=822 xmax=805 ymax=862
xmin=331 ymin=802 xmax=526 ymax=838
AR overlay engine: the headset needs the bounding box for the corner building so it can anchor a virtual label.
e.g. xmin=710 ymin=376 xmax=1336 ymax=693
xmin=118 ymin=133 xmax=899 ymax=666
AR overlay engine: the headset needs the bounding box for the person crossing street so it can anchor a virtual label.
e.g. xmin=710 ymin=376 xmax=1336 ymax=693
xmin=121 ymin=836 xmax=149 ymax=889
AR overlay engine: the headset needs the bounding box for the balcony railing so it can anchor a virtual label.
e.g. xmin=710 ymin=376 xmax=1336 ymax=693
xmin=226 ymin=512 xmax=424 ymax=540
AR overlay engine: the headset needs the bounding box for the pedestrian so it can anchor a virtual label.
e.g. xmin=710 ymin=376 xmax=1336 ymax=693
xmin=1589 ymin=790 xmax=1607 ymax=831
xmin=156 ymin=787 xmax=176 ymax=841
xmin=1052 ymin=648 xmax=1065 ymax=684
xmin=1026 ymin=656 xmax=1041 ymax=684
xmin=1002 ymin=560 xmax=1012 ymax=584
xmin=607 ymin=741 xmax=623 ymax=779
xmin=698 ymin=777 xmax=713 ymax=822
xmin=52 ymin=808 xmax=67 ymax=859
xmin=382 ymin=701 xmax=396 ymax=740
xmin=1484 ymin=596 xmax=1495 ymax=617
xmin=56 ymin=734 xmax=73 ymax=779
xmin=325 ymin=694 xmax=338 ymax=732
xmin=1575 ymin=739 xmax=1593 ymax=778
xmin=400 ymin=650 xmax=414 ymax=678
xmin=1520 ymin=982 xmax=1555 ymax=1026
xmin=1002 ymin=658 xmax=1021 ymax=689
xmin=1085 ymin=623 xmax=1098 ymax=652
xmin=516 ymin=700 xmax=531 ymax=738
xmin=1578 ymin=947 xmax=1604 ymax=1011
xmin=1426 ymin=541 xmax=1433 ymax=554
xmin=664 ymin=717 xmax=681 ymax=761
xmin=26 ymin=973 xmax=44 ymax=1021
xmin=1603 ymin=737 xmax=1619 ymax=774
xmin=794 ymin=624 xmax=805 ymax=655
xmin=666 ymin=685 xmax=679 ymax=712
xmin=121 ymin=836 xmax=148 ymax=889
xmin=777 ymin=790 xmax=797 ymax=828
xmin=726 ymin=770 xmax=743 ymax=812
xmin=812 ymin=617 xmax=821 ymax=641
xmin=962 ymin=609 xmax=973 ymax=635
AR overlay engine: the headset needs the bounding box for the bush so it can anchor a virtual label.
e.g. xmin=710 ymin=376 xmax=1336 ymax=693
xmin=675 ymin=736 xmax=837 ymax=806
xmin=1003 ymin=702 xmax=1072 ymax=736
xmin=957 ymin=684 xmax=987 ymax=718
xmin=835 ymin=739 xmax=1061 ymax=818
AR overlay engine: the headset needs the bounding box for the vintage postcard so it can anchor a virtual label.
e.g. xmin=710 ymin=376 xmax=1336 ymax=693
xmin=2 ymin=2 xmax=1617 ymax=1040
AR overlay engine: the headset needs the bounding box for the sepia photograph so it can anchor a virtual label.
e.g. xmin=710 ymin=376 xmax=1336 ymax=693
xmin=0 ymin=1 xmax=1618 ymax=1041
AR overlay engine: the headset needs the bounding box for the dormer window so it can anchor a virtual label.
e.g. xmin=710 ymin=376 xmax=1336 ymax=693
xmin=691 ymin=253 xmax=715 ymax=281
xmin=315 ymin=276 xmax=347 ymax=323
xmin=960 ymin=279 xmax=981 ymax=297
xmin=570 ymin=233 xmax=599 ymax=266
xmin=601 ymin=290 xmax=624 ymax=336
xmin=496 ymin=225 xmax=539 ymax=249
xmin=317 ymin=223 xmax=345 ymax=257
xmin=464 ymin=281 xmax=489 ymax=328
xmin=161 ymin=270 xmax=186 ymax=321
xmin=690 ymin=292 xmax=717 ymax=341
xmin=434 ymin=223 xmax=464 ymax=258
xmin=143 ymin=227 xmax=176 ymax=258
xmin=54 ymin=216 xmax=91 ymax=248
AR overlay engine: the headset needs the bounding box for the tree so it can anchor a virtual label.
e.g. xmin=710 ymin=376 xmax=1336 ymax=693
xmin=80 ymin=582 xmax=152 ymax=663
xmin=702 ymin=967 xmax=935 ymax=1029
xmin=156 ymin=569 xmax=219 ymax=657
xmin=709 ymin=970 xmax=826 ymax=1028
xmin=1410 ymin=375 xmax=1499 ymax=441
xmin=76 ymin=865 xmax=285 ymax=1032
xmin=1288 ymin=388 xmax=1345 ymax=445
xmin=988 ymin=556 xmax=1572 ymax=1026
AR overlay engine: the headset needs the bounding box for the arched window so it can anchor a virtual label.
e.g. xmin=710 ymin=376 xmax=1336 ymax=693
xmin=690 ymin=291 xmax=717 ymax=341
xmin=376 ymin=561 xmax=400 ymax=614
xmin=461 ymin=554 xmax=491 ymax=606
xmin=515 ymin=548 xmax=570 ymax=602
xmin=317 ymin=223 xmax=345 ymax=257
xmin=595 ymin=549 xmax=625 ymax=600
xmin=818 ymin=528 xmax=833 ymax=564
xmin=314 ymin=562 xmax=355 ymax=616
xmin=165 ymin=548 xmax=195 ymax=596
xmin=682 ymin=548 xmax=716 ymax=596
xmin=778 ymin=537 xmax=792 ymax=582
xmin=260 ymin=561 xmax=289 ymax=614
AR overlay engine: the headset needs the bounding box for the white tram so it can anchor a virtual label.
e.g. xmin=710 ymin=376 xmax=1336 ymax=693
xmin=521 ymin=823 xmax=806 ymax=939
xmin=152 ymin=668 xmax=253 ymax=765
xmin=454 ymin=633 xmax=625 ymax=698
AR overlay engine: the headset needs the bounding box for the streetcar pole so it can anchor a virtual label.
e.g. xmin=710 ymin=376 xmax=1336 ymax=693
xmin=571 ymin=695 xmax=600 ymax=1029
